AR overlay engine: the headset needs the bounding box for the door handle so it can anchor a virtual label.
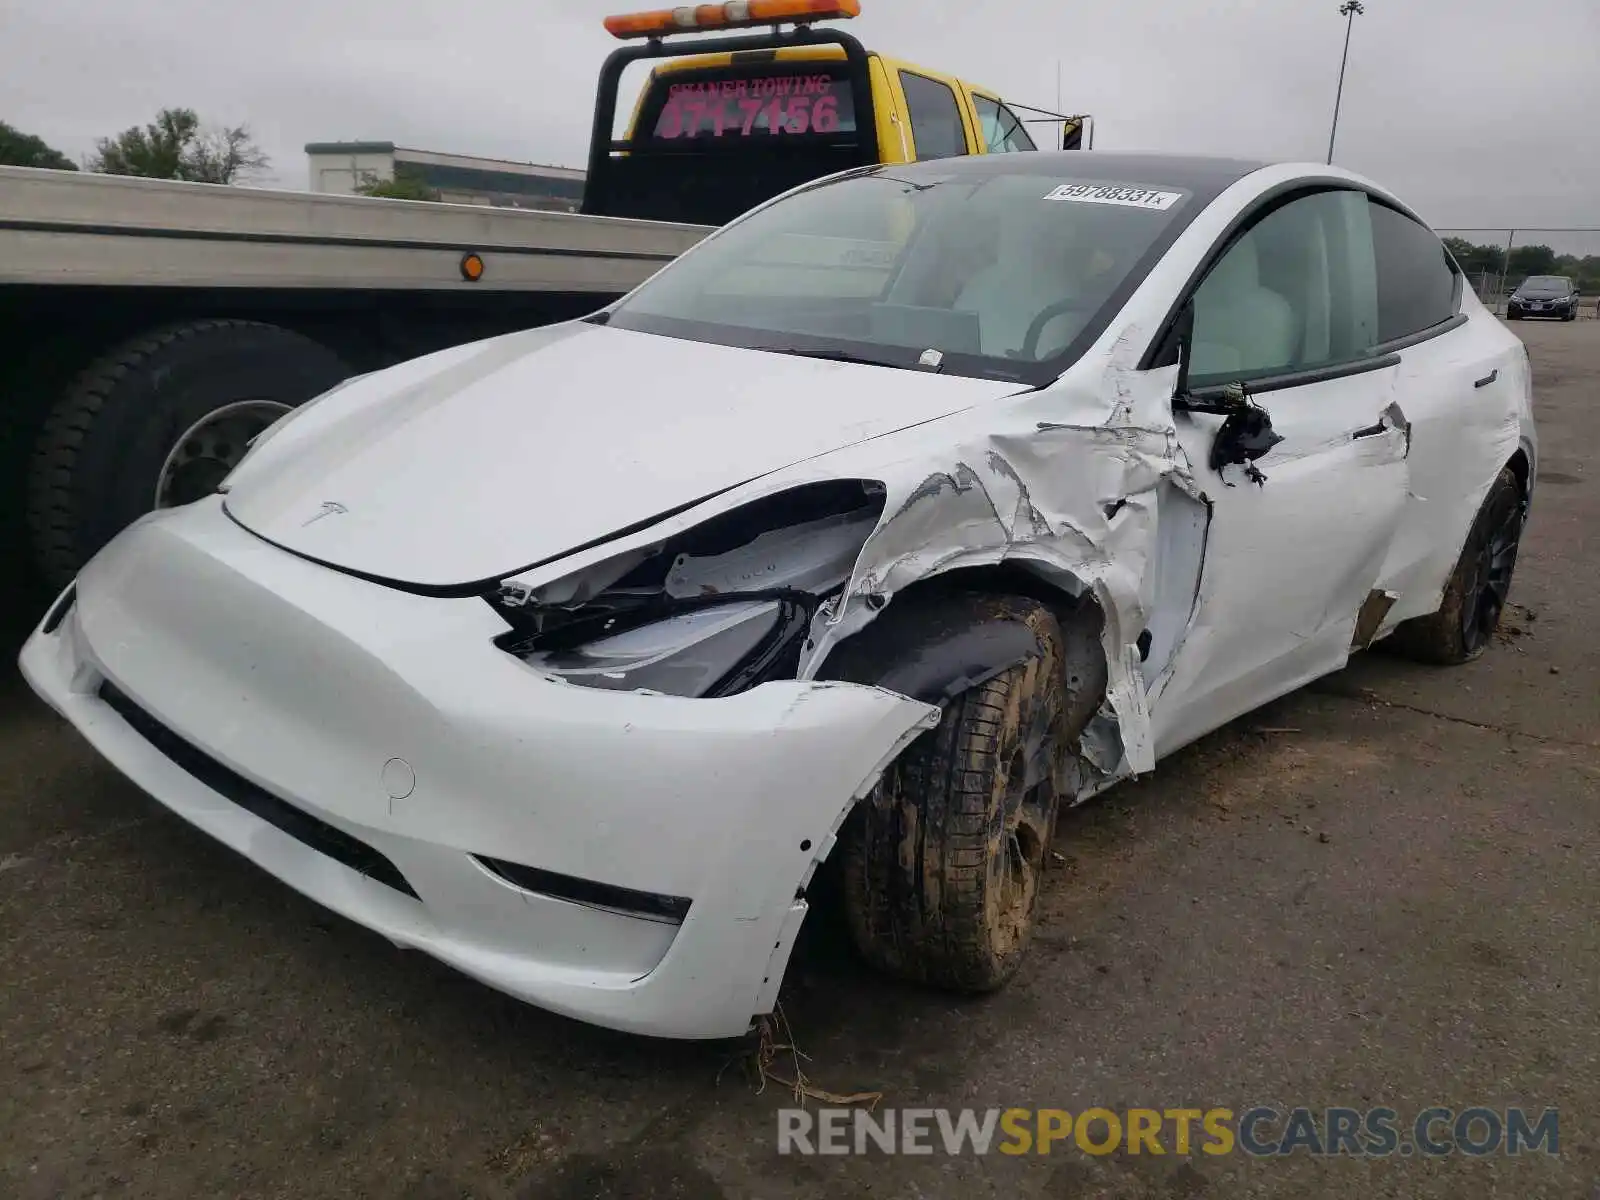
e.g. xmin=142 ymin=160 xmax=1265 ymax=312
xmin=1351 ymin=421 xmax=1388 ymax=439
xmin=1474 ymin=369 xmax=1498 ymax=389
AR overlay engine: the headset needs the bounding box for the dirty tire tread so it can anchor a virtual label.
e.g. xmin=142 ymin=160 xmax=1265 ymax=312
xmin=1385 ymin=466 xmax=1523 ymax=666
xmin=841 ymin=595 xmax=1070 ymax=993
xmin=25 ymin=320 xmax=347 ymax=589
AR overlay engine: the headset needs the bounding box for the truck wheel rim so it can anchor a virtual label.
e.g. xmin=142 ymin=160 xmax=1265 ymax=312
xmin=155 ymin=400 xmax=293 ymax=509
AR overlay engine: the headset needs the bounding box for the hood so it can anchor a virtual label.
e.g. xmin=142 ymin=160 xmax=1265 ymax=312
xmin=222 ymin=323 xmax=1024 ymax=588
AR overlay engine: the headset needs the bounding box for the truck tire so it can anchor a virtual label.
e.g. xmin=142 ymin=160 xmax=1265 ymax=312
xmin=839 ymin=595 xmax=1069 ymax=993
xmin=27 ymin=320 xmax=349 ymax=588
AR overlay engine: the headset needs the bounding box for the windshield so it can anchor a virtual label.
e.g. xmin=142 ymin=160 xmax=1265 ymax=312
xmin=603 ymin=162 xmax=1201 ymax=384
xmin=1521 ymin=276 xmax=1570 ymax=292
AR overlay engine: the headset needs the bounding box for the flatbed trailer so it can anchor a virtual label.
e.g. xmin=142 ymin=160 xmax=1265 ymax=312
xmin=0 ymin=166 xmax=710 ymax=590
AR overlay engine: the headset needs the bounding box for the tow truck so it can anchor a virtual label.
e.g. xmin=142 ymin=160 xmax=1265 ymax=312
xmin=0 ymin=0 xmax=1081 ymax=593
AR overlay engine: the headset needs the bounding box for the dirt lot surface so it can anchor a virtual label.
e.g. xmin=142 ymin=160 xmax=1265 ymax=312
xmin=1 ymin=321 xmax=1596 ymax=1200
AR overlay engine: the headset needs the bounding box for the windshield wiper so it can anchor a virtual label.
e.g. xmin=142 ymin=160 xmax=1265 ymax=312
xmin=749 ymin=345 xmax=901 ymax=368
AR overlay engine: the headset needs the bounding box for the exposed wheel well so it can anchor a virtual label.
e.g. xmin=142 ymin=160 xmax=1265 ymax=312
xmin=1506 ymin=447 xmax=1532 ymax=501
xmin=872 ymin=562 xmax=1099 ymax=631
xmin=817 ymin=560 xmax=1111 ymax=757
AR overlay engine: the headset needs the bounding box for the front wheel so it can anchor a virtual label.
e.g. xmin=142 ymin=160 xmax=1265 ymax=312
xmin=1386 ymin=467 xmax=1526 ymax=665
xmin=839 ymin=595 xmax=1069 ymax=992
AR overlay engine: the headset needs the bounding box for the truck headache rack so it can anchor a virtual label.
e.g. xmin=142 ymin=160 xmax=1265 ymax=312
xmin=583 ymin=9 xmax=878 ymax=225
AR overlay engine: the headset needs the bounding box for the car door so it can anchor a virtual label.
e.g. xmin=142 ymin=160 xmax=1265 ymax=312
xmin=1142 ymin=186 xmax=1413 ymax=758
xmin=1361 ymin=197 xmax=1526 ymax=632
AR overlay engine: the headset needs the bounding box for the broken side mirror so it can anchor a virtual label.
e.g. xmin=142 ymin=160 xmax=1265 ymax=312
xmin=1166 ymin=301 xmax=1284 ymax=487
xmin=1208 ymin=386 xmax=1284 ymax=487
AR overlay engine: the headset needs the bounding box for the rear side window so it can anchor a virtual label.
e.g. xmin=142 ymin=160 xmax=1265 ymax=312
xmin=1368 ymin=200 xmax=1458 ymax=343
xmin=971 ymin=95 xmax=1037 ymax=153
xmin=899 ymin=71 xmax=969 ymax=159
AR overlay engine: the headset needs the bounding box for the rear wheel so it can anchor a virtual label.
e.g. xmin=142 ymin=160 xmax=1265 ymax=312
xmin=27 ymin=320 xmax=349 ymax=588
xmin=1386 ymin=467 xmax=1526 ymax=665
xmin=838 ymin=595 xmax=1070 ymax=992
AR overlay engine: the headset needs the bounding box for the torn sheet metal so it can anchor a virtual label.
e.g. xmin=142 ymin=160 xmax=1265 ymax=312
xmin=666 ymin=508 xmax=879 ymax=599
xmin=794 ymin=323 xmax=1195 ymax=784
xmin=483 ymin=320 xmax=1193 ymax=793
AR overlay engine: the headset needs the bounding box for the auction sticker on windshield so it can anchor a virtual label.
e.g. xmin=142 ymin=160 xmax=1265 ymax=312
xmin=1043 ymin=184 xmax=1185 ymax=211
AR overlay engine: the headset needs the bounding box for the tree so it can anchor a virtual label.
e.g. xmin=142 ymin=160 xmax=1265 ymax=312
xmin=354 ymin=167 xmax=440 ymax=202
xmin=1442 ymin=236 xmax=1506 ymax=278
xmin=87 ymin=107 xmax=269 ymax=184
xmin=0 ymin=121 xmax=77 ymax=170
xmin=183 ymin=124 xmax=271 ymax=184
xmin=89 ymin=108 xmax=194 ymax=178
xmin=1506 ymin=243 xmax=1557 ymax=279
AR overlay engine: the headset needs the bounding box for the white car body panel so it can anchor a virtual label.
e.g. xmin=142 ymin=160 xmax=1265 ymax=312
xmin=221 ymin=322 xmax=1026 ymax=586
xmin=18 ymin=157 xmax=1537 ymax=1039
xmin=20 ymin=500 xmax=939 ymax=1039
xmin=1149 ymin=369 xmax=1413 ymax=757
xmin=1368 ymin=286 xmax=1531 ymax=627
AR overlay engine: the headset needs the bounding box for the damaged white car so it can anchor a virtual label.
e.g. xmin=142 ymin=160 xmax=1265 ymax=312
xmin=21 ymin=152 xmax=1537 ymax=1039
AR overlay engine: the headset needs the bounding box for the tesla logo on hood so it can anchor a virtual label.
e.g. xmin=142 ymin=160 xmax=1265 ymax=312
xmin=301 ymin=501 xmax=349 ymax=527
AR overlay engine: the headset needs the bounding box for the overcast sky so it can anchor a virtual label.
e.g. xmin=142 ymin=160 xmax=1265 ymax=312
xmin=4 ymin=0 xmax=1597 ymax=249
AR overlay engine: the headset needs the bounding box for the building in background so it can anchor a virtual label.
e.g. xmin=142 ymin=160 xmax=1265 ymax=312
xmin=305 ymin=142 xmax=585 ymax=211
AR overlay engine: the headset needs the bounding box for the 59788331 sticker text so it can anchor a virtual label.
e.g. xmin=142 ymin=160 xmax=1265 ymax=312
xmin=1043 ymin=183 xmax=1185 ymax=210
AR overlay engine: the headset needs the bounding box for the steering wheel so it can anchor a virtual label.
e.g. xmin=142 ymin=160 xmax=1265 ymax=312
xmin=1017 ymin=297 xmax=1095 ymax=361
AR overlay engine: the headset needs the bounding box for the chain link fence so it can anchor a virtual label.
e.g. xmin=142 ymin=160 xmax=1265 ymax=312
xmin=1434 ymin=227 xmax=1600 ymax=318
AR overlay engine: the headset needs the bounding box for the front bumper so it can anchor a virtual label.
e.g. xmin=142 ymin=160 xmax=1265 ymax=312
xmin=19 ymin=500 xmax=938 ymax=1039
xmin=1508 ymin=299 xmax=1575 ymax=318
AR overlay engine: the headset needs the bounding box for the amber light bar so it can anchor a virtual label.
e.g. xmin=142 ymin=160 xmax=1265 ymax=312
xmin=604 ymin=0 xmax=861 ymax=39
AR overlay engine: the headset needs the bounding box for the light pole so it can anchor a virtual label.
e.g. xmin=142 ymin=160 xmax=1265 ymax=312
xmin=1326 ymin=0 xmax=1365 ymax=165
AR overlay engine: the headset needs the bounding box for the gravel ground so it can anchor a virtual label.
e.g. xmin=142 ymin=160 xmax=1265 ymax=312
xmin=1 ymin=319 xmax=1595 ymax=1200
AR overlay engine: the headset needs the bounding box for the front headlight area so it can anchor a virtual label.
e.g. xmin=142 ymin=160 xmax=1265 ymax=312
xmin=487 ymin=480 xmax=886 ymax=698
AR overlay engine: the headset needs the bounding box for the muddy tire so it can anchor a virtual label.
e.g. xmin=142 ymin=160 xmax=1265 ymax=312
xmin=1386 ymin=467 xmax=1526 ymax=665
xmin=838 ymin=595 xmax=1068 ymax=992
xmin=26 ymin=320 xmax=348 ymax=589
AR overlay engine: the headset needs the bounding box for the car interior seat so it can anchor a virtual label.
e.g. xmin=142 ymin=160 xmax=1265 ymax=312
xmin=953 ymin=211 xmax=1087 ymax=359
xmin=1189 ymin=233 xmax=1298 ymax=380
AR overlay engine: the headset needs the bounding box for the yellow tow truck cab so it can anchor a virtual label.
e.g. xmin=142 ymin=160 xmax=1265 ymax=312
xmin=582 ymin=0 xmax=1081 ymax=226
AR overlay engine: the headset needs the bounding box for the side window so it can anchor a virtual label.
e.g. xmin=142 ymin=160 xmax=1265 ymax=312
xmin=1188 ymin=189 xmax=1379 ymax=387
xmin=998 ymin=104 xmax=1037 ymax=152
xmin=971 ymin=95 xmax=1037 ymax=153
xmin=899 ymin=71 xmax=969 ymax=160
xmin=1368 ymin=200 xmax=1459 ymax=343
